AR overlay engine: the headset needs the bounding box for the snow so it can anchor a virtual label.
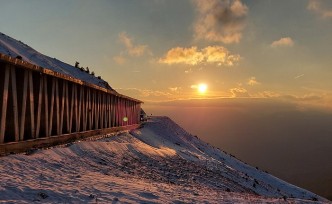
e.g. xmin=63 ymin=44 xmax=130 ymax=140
xmin=0 ymin=116 xmax=329 ymax=203
xmin=0 ymin=32 xmax=113 ymax=90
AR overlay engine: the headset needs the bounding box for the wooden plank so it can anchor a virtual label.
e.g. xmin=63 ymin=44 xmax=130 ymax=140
xmin=107 ymin=95 xmax=110 ymax=128
xmin=69 ymin=84 xmax=75 ymax=133
xmin=123 ymin=99 xmax=126 ymax=126
xmin=105 ymin=94 xmax=108 ymax=128
xmin=43 ymin=76 xmax=49 ymax=137
xmin=28 ymin=71 xmax=35 ymax=138
xmin=128 ymin=101 xmax=131 ymax=125
xmin=35 ymin=74 xmax=43 ymax=138
xmin=104 ymin=95 xmax=108 ymax=128
xmin=122 ymin=99 xmax=125 ymax=126
xmin=19 ymin=70 xmax=28 ymax=141
xmin=87 ymin=88 xmax=90 ymax=130
xmin=87 ymin=88 xmax=91 ymax=130
xmin=132 ymin=102 xmax=135 ymax=124
xmin=95 ymin=91 xmax=99 ymax=129
xmin=100 ymin=93 xmax=104 ymax=129
xmin=129 ymin=101 xmax=132 ymax=125
xmin=82 ymin=87 xmax=87 ymax=131
xmin=97 ymin=91 xmax=101 ymax=129
xmin=125 ymin=100 xmax=128 ymax=125
xmin=0 ymin=65 xmax=10 ymax=143
xmin=131 ymin=101 xmax=134 ymax=124
xmin=132 ymin=103 xmax=135 ymax=124
xmin=74 ymin=84 xmax=78 ymax=132
xmin=116 ymin=97 xmax=119 ymax=126
xmin=104 ymin=95 xmax=107 ymax=128
xmin=48 ymin=78 xmax=55 ymax=136
xmin=109 ymin=95 xmax=112 ymax=127
xmin=10 ymin=65 xmax=19 ymax=141
xmin=55 ymin=78 xmax=60 ymax=135
xmin=117 ymin=97 xmax=120 ymax=126
xmin=65 ymin=82 xmax=69 ymax=133
xmin=110 ymin=95 xmax=113 ymax=127
xmin=91 ymin=90 xmax=95 ymax=129
xmin=59 ymin=80 xmax=66 ymax=135
xmin=85 ymin=88 xmax=88 ymax=130
xmin=112 ymin=96 xmax=116 ymax=127
xmin=77 ymin=85 xmax=83 ymax=132
xmin=121 ymin=98 xmax=124 ymax=126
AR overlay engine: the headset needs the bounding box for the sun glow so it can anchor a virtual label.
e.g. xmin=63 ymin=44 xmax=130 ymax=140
xmin=198 ymin=83 xmax=207 ymax=94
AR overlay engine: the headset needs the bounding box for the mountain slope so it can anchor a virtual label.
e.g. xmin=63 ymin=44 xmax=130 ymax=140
xmin=0 ymin=32 xmax=113 ymax=90
xmin=0 ymin=117 xmax=329 ymax=203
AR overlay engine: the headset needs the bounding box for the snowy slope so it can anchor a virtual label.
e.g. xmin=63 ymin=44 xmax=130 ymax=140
xmin=0 ymin=116 xmax=329 ymax=203
xmin=0 ymin=32 xmax=113 ymax=90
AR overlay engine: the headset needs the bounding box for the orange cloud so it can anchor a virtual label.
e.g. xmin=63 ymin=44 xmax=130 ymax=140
xmin=230 ymin=87 xmax=249 ymax=98
xmin=247 ymin=77 xmax=261 ymax=86
xmin=113 ymin=55 xmax=126 ymax=65
xmin=193 ymin=0 xmax=248 ymax=44
xmin=159 ymin=46 xmax=240 ymax=66
xmin=118 ymin=32 xmax=150 ymax=57
xmin=169 ymin=87 xmax=181 ymax=92
xmin=271 ymin=37 xmax=294 ymax=48
xmin=158 ymin=47 xmax=204 ymax=65
xmin=307 ymin=0 xmax=332 ymax=18
xmin=116 ymin=88 xmax=175 ymax=102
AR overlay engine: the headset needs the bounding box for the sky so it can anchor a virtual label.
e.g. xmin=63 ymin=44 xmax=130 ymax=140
xmin=1 ymin=0 xmax=332 ymax=198
xmin=1 ymin=0 xmax=332 ymax=110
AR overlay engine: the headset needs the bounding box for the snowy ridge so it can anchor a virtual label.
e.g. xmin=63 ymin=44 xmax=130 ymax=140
xmin=0 ymin=32 xmax=113 ymax=90
xmin=0 ymin=116 xmax=329 ymax=203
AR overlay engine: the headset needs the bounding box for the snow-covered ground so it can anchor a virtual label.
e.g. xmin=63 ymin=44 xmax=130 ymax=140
xmin=0 ymin=32 xmax=112 ymax=90
xmin=0 ymin=117 xmax=329 ymax=203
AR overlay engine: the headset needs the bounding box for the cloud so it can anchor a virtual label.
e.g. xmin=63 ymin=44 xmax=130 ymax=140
xmin=247 ymin=77 xmax=260 ymax=86
xmin=184 ymin=69 xmax=193 ymax=74
xmin=282 ymin=94 xmax=323 ymax=102
xmin=169 ymin=87 xmax=181 ymax=92
xmin=257 ymin=91 xmax=281 ymax=98
xmin=307 ymin=0 xmax=332 ymax=18
xmin=116 ymin=88 xmax=174 ymax=102
xmin=113 ymin=55 xmax=126 ymax=65
xmin=255 ymin=91 xmax=323 ymax=103
xmin=270 ymin=37 xmax=294 ymax=48
xmin=190 ymin=85 xmax=198 ymax=89
xmin=193 ymin=0 xmax=248 ymax=44
xmin=203 ymin=46 xmax=240 ymax=66
xmin=230 ymin=87 xmax=249 ymax=98
xmin=159 ymin=46 xmax=240 ymax=66
xmin=118 ymin=32 xmax=150 ymax=57
xmin=294 ymin=74 xmax=304 ymax=79
xmin=159 ymin=47 xmax=204 ymax=65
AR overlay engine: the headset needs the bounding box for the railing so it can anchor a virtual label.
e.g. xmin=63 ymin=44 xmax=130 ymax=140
xmin=0 ymin=54 xmax=142 ymax=150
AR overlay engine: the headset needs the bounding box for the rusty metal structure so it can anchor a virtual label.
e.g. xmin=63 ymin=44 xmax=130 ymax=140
xmin=0 ymin=53 xmax=142 ymax=154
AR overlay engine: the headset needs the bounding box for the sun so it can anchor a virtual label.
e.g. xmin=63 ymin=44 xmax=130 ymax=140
xmin=198 ymin=83 xmax=207 ymax=94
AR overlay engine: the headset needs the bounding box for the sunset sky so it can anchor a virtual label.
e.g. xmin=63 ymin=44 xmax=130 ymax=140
xmin=2 ymin=1 xmax=332 ymax=197
xmin=1 ymin=0 xmax=332 ymax=109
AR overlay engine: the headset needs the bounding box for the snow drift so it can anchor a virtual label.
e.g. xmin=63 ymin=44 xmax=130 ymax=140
xmin=0 ymin=117 xmax=329 ymax=203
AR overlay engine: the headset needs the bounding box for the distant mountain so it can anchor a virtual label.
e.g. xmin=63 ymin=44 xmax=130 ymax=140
xmin=0 ymin=117 xmax=328 ymax=203
xmin=0 ymin=32 xmax=113 ymax=91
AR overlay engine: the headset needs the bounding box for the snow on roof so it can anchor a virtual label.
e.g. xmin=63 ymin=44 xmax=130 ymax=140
xmin=0 ymin=32 xmax=113 ymax=91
